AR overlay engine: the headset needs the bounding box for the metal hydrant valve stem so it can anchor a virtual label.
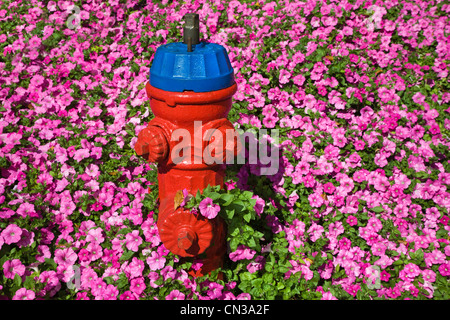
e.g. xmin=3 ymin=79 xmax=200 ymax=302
xmin=135 ymin=13 xmax=239 ymax=278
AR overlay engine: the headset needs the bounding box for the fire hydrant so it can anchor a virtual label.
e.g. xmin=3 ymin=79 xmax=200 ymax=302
xmin=134 ymin=13 xmax=240 ymax=277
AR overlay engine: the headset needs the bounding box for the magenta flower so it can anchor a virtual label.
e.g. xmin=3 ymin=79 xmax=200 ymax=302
xmin=78 ymin=248 xmax=92 ymax=263
xmin=198 ymin=197 xmax=220 ymax=219
xmin=120 ymin=291 xmax=138 ymax=300
xmin=130 ymin=277 xmax=146 ymax=295
xmin=323 ymin=182 xmax=336 ymax=194
xmin=252 ymin=195 xmax=265 ymax=215
xmin=346 ymin=215 xmax=358 ymax=226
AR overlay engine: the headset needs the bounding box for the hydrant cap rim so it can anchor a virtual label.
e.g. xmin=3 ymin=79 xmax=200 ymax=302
xmin=149 ymin=41 xmax=235 ymax=93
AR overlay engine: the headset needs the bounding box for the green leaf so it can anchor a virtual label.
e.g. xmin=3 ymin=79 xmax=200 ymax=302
xmin=208 ymin=192 xmax=221 ymax=201
xmin=370 ymin=206 xmax=384 ymax=213
xmin=241 ymin=190 xmax=254 ymax=199
xmin=220 ymin=193 xmax=234 ymax=206
xmin=14 ymin=273 xmax=22 ymax=287
xmin=24 ymin=276 xmax=35 ymax=290
xmin=120 ymin=250 xmax=135 ymax=262
xmin=225 ymin=208 xmax=235 ymax=219
xmin=116 ymin=272 xmax=129 ymax=289
xmin=116 ymin=227 xmax=132 ymax=235
xmin=44 ymin=258 xmax=57 ymax=269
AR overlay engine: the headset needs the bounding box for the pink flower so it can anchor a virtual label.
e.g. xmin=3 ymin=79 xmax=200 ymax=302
xmin=54 ymin=248 xmax=77 ymax=267
xmin=279 ymin=69 xmax=291 ymax=84
xmin=292 ymin=52 xmax=305 ymax=64
xmin=78 ymin=248 xmax=92 ymax=263
xmin=328 ymin=221 xmax=344 ymax=238
xmin=321 ymin=291 xmax=338 ymax=300
xmin=403 ymin=263 xmax=421 ymax=278
xmin=438 ymin=263 xmax=450 ymax=276
xmin=421 ymin=269 xmax=436 ymax=282
xmin=307 ymin=223 xmax=324 ymax=242
xmin=380 ymin=270 xmax=391 ymax=282
xmin=85 ymin=164 xmax=99 ymax=178
xmin=236 ymin=293 xmax=251 ymax=300
xmin=120 ymin=291 xmax=138 ymax=300
xmin=179 ymin=188 xmax=193 ymax=207
xmin=333 ymin=134 xmax=347 ymax=148
xmin=338 ymin=237 xmax=352 ymax=250
xmin=293 ymin=74 xmax=305 ymax=86
xmin=130 ymin=277 xmax=146 ymax=295
xmin=16 ymin=202 xmax=36 ymax=217
xmin=166 ymin=289 xmax=185 ymax=300
xmin=3 ymin=259 xmax=26 ymax=279
xmin=308 ymin=192 xmax=324 ymax=208
xmin=323 ymin=182 xmax=335 ymax=194
xmin=86 ymin=242 xmax=103 ymax=261
xmin=1 ymin=224 xmax=22 ymax=244
xmin=367 ymin=217 xmax=383 ymax=233
xmin=229 ymin=245 xmax=256 ymax=262
xmin=125 ymin=230 xmax=142 ymax=252
xmin=303 ymin=94 xmax=317 ymax=109
xmin=29 ymin=33 xmax=41 ymax=46
xmin=207 ymin=282 xmax=224 ymax=299
xmin=147 ymin=251 xmax=166 ymax=271
xmin=86 ymin=228 xmax=105 ymax=244
xmin=199 ymin=197 xmax=220 ymax=219
xmin=12 ymin=288 xmax=35 ymax=300
xmin=73 ymin=148 xmax=90 ymax=162
xmin=91 ymin=279 xmax=107 ymax=298
xmin=123 ymin=257 xmax=145 ymax=279
xmin=346 ymin=215 xmax=358 ymax=226
xmin=424 ymin=249 xmax=447 ymax=267
xmin=102 ymin=284 xmax=119 ymax=300
xmin=371 ymin=242 xmax=386 ymax=256
xmin=345 ymin=284 xmax=361 ymax=297
xmin=60 ymin=199 xmax=76 ymax=216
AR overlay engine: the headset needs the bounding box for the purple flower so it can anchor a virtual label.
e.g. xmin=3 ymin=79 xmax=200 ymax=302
xmin=198 ymin=197 xmax=220 ymax=219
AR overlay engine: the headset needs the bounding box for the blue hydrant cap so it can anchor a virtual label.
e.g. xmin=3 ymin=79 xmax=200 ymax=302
xmin=150 ymin=41 xmax=235 ymax=93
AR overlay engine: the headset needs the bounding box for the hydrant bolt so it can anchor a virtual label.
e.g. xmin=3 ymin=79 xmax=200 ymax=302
xmin=177 ymin=228 xmax=196 ymax=250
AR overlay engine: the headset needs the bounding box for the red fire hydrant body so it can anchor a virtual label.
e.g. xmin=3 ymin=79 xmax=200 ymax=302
xmin=134 ymin=14 xmax=239 ymax=277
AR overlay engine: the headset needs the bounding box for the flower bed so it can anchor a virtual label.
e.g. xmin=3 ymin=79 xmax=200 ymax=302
xmin=0 ymin=0 xmax=450 ymax=300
